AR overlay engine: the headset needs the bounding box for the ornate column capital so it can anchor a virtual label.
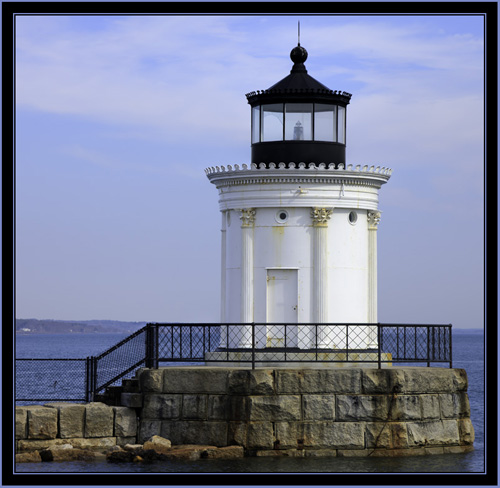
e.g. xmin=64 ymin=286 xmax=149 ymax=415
xmin=240 ymin=208 xmax=256 ymax=227
xmin=311 ymin=207 xmax=333 ymax=227
xmin=367 ymin=210 xmax=382 ymax=230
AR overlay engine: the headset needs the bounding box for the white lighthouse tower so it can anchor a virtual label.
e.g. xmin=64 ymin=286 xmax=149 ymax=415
xmin=206 ymin=41 xmax=391 ymax=356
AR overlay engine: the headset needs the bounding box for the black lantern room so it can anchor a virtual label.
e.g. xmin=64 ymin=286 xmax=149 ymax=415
xmin=246 ymin=43 xmax=352 ymax=168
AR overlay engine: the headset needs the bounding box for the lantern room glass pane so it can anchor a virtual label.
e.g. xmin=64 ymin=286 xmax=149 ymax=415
xmin=338 ymin=105 xmax=346 ymax=144
xmin=285 ymin=103 xmax=312 ymax=140
xmin=314 ymin=104 xmax=336 ymax=142
xmin=252 ymin=106 xmax=260 ymax=143
xmin=262 ymin=104 xmax=284 ymax=142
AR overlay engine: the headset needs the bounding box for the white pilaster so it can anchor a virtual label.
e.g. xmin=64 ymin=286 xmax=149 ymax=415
xmin=367 ymin=210 xmax=381 ymax=347
xmin=220 ymin=210 xmax=227 ymax=347
xmin=240 ymin=208 xmax=256 ymax=347
xmin=311 ymin=207 xmax=333 ymax=347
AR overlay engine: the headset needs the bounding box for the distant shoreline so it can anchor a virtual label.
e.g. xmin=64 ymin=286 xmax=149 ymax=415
xmin=15 ymin=318 xmax=146 ymax=335
xmin=16 ymin=331 xmax=135 ymax=335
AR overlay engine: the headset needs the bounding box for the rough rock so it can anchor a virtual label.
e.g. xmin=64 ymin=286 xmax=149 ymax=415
xmin=256 ymin=449 xmax=305 ymax=457
xmin=163 ymin=369 xmax=228 ymax=394
xmin=121 ymin=392 xmax=143 ymax=408
xmin=200 ymin=445 xmax=244 ymax=459
xmin=407 ymin=420 xmax=460 ymax=447
xmin=65 ymin=437 xmax=117 ymax=451
xmin=302 ymin=421 xmax=365 ymax=449
xmin=207 ymin=395 xmax=229 ymax=421
xmin=138 ymin=368 xmax=164 ymax=393
xmin=439 ymin=393 xmax=471 ymax=419
xmin=182 ymin=394 xmax=208 ymax=419
xmin=142 ymin=394 xmax=181 ymax=419
xmin=50 ymin=443 xmax=73 ymax=450
xmin=299 ymin=369 xmax=362 ymax=394
xmin=84 ymin=403 xmax=114 ymax=438
xmin=302 ymin=394 xmax=335 ymax=420
xmin=27 ymin=406 xmax=58 ymax=440
xmin=143 ymin=435 xmax=172 ymax=454
xmin=458 ymin=418 xmax=475 ymax=445
xmin=45 ymin=403 xmax=85 ymax=438
xmin=107 ymin=450 xmax=135 ymax=463
xmin=361 ymin=369 xmax=406 ymax=394
xmin=274 ymin=421 xmax=302 ymax=449
xmin=336 ymin=395 xmax=390 ymax=422
xmin=365 ymin=422 xmax=408 ymax=449
xmin=15 ymin=451 xmax=41 ymax=463
xmin=403 ymin=369 xmax=455 ymax=394
xmin=246 ymin=422 xmax=274 ymax=450
xmin=123 ymin=443 xmax=144 ymax=452
xmin=228 ymin=370 xmax=274 ymax=395
xmin=390 ymin=395 xmax=421 ymax=421
xmin=419 ymin=394 xmax=441 ymax=420
xmin=107 ymin=445 xmax=123 ymax=453
xmin=40 ymin=448 xmax=95 ymax=462
xmin=137 ymin=419 xmax=161 ymax=443
xmin=247 ymin=395 xmax=301 ymax=421
xmin=113 ymin=406 xmax=138 ymax=437
xmin=15 ymin=407 xmax=28 ymax=440
xmin=17 ymin=437 xmax=117 ymax=452
xmin=160 ymin=420 xmax=228 ymax=447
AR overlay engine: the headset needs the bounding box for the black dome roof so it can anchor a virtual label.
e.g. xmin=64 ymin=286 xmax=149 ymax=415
xmin=246 ymin=44 xmax=351 ymax=106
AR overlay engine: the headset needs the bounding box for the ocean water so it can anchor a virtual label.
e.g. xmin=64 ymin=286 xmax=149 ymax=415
xmin=14 ymin=331 xmax=485 ymax=474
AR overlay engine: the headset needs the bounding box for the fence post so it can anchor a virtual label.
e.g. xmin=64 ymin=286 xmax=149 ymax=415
xmin=155 ymin=324 xmax=159 ymax=368
xmin=427 ymin=327 xmax=431 ymax=367
xmin=377 ymin=324 xmax=382 ymax=369
xmin=85 ymin=357 xmax=90 ymax=403
xmin=92 ymin=356 xmax=97 ymax=401
xmin=189 ymin=324 xmax=193 ymax=359
xmin=432 ymin=327 xmax=436 ymax=365
xmin=251 ymin=323 xmax=255 ymax=370
xmin=145 ymin=325 xmax=153 ymax=369
xmin=345 ymin=325 xmax=349 ymax=363
xmin=315 ymin=324 xmax=318 ymax=362
xmin=449 ymin=324 xmax=453 ymax=368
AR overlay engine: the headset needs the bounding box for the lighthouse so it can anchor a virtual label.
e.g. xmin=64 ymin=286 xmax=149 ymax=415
xmin=205 ymin=40 xmax=391 ymax=355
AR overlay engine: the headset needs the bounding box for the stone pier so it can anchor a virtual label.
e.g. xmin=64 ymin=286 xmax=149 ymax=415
xmin=15 ymin=403 xmax=137 ymax=455
xmin=129 ymin=366 xmax=474 ymax=457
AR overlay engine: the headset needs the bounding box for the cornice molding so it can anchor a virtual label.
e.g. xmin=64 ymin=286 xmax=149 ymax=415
xmin=206 ymin=162 xmax=392 ymax=175
xmin=206 ymin=162 xmax=392 ymax=189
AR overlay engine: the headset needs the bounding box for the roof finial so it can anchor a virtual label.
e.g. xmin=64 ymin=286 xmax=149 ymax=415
xmin=290 ymin=22 xmax=308 ymax=70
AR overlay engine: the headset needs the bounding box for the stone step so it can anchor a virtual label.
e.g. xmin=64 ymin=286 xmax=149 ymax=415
xmin=96 ymin=386 xmax=124 ymax=406
xmin=122 ymin=378 xmax=140 ymax=393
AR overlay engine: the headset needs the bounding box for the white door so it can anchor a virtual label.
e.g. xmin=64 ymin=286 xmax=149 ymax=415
xmin=266 ymin=269 xmax=298 ymax=347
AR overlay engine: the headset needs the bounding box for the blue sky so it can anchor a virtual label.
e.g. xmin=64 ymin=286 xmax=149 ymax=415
xmin=15 ymin=14 xmax=484 ymax=329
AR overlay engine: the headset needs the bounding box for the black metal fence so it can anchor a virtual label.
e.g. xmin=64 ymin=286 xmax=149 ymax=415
xmin=15 ymin=358 xmax=91 ymax=404
xmin=151 ymin=323 xmax=452 ymax=368
xmin=15 ymin=323 xmax=452 ymax=404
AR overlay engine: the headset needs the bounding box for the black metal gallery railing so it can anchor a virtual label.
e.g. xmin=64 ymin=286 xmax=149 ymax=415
xmin=15 ymin=323 xmax=452 ymax=404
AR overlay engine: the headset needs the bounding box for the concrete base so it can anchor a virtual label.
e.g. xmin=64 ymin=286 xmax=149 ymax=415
xmin=204 ymin=349 xmax=392 ymax=368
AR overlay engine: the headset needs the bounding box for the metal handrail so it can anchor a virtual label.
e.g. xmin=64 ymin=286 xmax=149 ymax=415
xmin=16 ymin=323 xmax=452 ymax=404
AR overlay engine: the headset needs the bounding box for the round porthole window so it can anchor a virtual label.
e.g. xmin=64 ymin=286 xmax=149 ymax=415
xmin=348 ymin=211 xmax=357 ymax=225
xmin=276 ymin=210 xmax=289 ymax=223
